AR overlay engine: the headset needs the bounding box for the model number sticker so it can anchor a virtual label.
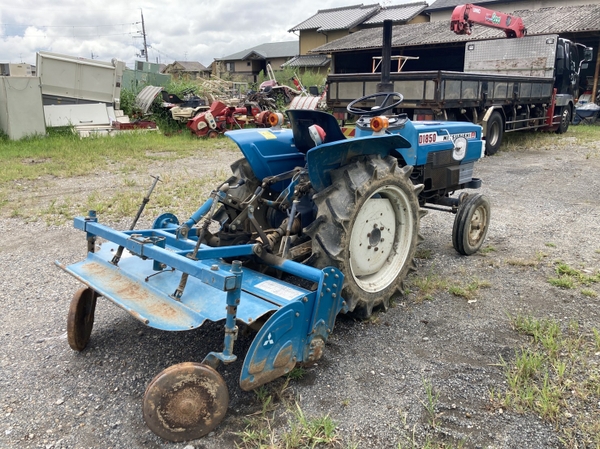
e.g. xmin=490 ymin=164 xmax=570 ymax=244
xmin=255 ymin=280 xmax=303 ymax=300
xmin=419 ymin=131 xmax=476 ymax=145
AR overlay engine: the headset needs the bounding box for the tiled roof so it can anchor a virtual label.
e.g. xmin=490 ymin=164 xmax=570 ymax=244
xmin=172 ymin=61 xmax=210 ymax=72
xmin=310 ymin=4 xmax=600 ymax=53
xmin=364 ymin=2 xmax=428 ymax=24
xmin=282 ymin=55 xmax=331 ymax=68
xmin=289 ymin=4 xmax=380 ymax=32
xmin=425 ymin=0 xmax=514 ymax=12
xmin=216 ymin=41 xmax=299 ymax=61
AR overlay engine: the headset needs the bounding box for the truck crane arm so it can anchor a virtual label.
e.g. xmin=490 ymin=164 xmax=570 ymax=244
xmin=451 ymin=3 xmax=527 ymax=38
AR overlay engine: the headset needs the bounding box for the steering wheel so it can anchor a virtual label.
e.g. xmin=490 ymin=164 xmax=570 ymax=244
xmin=347 ymin=92 xmax=404 ymax=117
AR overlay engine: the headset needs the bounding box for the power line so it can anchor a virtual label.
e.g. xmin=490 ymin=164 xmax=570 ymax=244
xmin=0 ymin=31 xmax=136 ymax=38
xmin=0 ymin=22 xmax=138 ymax=28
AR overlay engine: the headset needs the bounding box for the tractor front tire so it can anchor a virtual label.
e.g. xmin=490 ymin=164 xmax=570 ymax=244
xmin=308 ymin=155 xmax=423 ymax=319
xmin=452 ymin=193 xmax=491 ymax=255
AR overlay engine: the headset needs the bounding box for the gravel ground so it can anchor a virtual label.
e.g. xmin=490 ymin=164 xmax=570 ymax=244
xmin=1 ymin=132 xmax=600 ymax=449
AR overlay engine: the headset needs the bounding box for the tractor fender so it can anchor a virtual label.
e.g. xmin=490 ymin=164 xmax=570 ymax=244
xmin=306 ymin=134 xmax=412 ymax=192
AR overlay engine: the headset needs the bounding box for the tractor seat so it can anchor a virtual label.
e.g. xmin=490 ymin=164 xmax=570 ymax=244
xmin=286 ymin=109 xmax=347 ymax=154
xmin=161 ymin=91 xmax=184 ymax=104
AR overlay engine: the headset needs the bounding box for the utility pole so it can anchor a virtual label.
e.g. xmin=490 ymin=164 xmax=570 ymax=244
xmin=140 ymin=9 xmax=149 ymax=62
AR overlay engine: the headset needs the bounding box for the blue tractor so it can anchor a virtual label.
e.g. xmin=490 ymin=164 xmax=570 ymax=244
xmin=57 ymin=92 xmax=490 ymax=442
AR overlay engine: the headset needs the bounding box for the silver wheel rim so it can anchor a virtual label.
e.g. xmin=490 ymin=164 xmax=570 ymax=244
xmin=468 ymin=204 xmax=487 ymax=246
xmin=348 ymin=185 xmax=414 ymax=293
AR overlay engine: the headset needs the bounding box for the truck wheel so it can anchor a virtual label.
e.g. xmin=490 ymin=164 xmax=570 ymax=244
xmin=556 ymin=106 xmax=571 ymax=134
xmin=485 ymin=112 xmax=503 ymax=156
xmin=308 ymin=155 xmax=423 ymax=319
xmin=452 ymin=193 xmax=490 ymax=256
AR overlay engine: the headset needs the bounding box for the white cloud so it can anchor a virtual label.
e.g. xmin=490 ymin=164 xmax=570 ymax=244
xmin=0 ymin=0 xmax=425 ymax=67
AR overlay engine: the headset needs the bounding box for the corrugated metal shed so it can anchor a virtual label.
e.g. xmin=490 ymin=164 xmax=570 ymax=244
xmin=289 ymin=4 xmax=380 ymax=32
xmin=310 ymin=4 xmax=600 ymax=53
xmin=364 ymin=2 xmax=428 ymax=24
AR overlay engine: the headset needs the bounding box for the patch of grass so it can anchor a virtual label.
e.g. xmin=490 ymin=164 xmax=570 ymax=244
xmin=580 ymin=288 xmax=598 ymax=298
xmin=548 ymin=276 xmax=576 ymax=289
xmin=286 ymin=367 xmax=307 ymax=381
xmin=495 ymin=315 xmax=600 ymax=447
xmin=545 ymin=242 xmax=556 ymax=248
xmin=0 ymin=131 xmax=235 ymax=185
xmin=448 ymin=277 xmax=491 ymax=300
xmin=548 ymin=261 xmax=600 ymax=290
xmin=415 ymin=248 xmax=433 ymax=259
xmin=281 ymin=402 xmax=339 ymax=449
xmin=506 ymin=251 xmax=548 ymax=268
xmin=480 ymin=245 xmax=496 ymax=254
xmin=408 ymin=271 xmax=448 ymax=302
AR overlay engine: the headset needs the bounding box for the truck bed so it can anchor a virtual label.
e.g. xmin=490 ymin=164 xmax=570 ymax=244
xmin=327 ymin=70 xmax=554 ymax=113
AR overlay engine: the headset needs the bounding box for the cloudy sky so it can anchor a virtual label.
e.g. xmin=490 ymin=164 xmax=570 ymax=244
xmin=0 ymin=0 xmax=426 ymax=68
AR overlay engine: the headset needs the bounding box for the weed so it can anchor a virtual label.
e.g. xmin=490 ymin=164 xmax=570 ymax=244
xmin=448 ymin=277 xmax=491 ymax=300
xmin=480 ymin=245 xmax=496 ymax=254
xmin=415 ymin=248 xmax=433 ymax=259
xmin=281 ymin=402 xmax=339 ymax=449
xmin=420 ymin=379 xmax=440 ymax=428
xmin=286 ymin=367 xmax=307 ymax=381
xmin=498 ymin=315 xmax=600 ymax=445
xmin=593 ymin=328 xmax=600 ymax=350
xmin=408 ymin=271 xmax=448 ymax=302
xmin=581 ymin=288 xmax=598 ymax=297
xmin=545 ymin=242 xmax=556 ymax=248
xmin=548 ymin=276 xmax=576 ymax=289
xmin=507 ymin=251 xmax=548 ymax=268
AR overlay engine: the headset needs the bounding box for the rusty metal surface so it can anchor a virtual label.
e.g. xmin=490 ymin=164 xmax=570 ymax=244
xmin=142 ymin=362 xmax=229 ymax=442
xmin=57 ymin=242 xmax=301 ymax=331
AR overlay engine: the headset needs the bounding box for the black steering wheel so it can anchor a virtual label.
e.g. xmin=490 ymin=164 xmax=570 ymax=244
xmin=347 ymin=92 xmax=404 ymax=117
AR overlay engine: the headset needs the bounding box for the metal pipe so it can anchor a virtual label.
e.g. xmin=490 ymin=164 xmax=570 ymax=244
xmin=381 ymin=20 xmax=393 ymax=85
xmin=111 ymin=175 xmax=160 ymax=265
xmin=593 ymin=41 xmax=600 ymax=105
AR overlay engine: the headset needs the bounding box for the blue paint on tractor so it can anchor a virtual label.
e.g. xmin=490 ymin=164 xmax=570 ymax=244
xmin=57 ymin=93 xmax=488 ymax=440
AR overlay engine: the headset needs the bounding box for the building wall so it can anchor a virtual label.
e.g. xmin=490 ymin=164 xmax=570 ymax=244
xmin=429 ymin=0 xmax=598 ymax=21
xmin=407 ymin=14 xmax=429 ymax=24
xmin=299 ymin=30 xmax=349 ymax=55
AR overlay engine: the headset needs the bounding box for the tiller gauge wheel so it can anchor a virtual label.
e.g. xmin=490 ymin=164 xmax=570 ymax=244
xmin=67 ymin=287 xmax=98 ymax=351
xmin=143 ymin=362 xmax=229 ymax=442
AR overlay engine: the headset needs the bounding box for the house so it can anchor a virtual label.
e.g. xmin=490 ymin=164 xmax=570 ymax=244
xmin=286 ymin=2 xmax=428 ymax=72
xmin=163 ymin=61 xmax=211 ymax=79
xmin=213 ymin=41 xmax=299 ymax=83
xmin=309 ymin=2 xmax=600 ymax=91
xmin=425 ymin=0 xmax=599 ymax=21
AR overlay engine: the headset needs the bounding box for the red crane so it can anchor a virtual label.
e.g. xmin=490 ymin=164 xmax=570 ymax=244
xmin=450 ymin=3 xmax=527 ymax=38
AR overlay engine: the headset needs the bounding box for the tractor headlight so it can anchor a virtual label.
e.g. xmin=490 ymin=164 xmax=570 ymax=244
xmin=453 ymin=137 xmax=468 ymax=161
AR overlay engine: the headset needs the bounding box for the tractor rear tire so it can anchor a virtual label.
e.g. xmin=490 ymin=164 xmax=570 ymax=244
xmin=485 ymin=111 xmax=503 ymax=156
xmin=452 ymin=193 xmax=490 ymax=255
xmin=307 ymin=155 xmax=423 ymax=319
